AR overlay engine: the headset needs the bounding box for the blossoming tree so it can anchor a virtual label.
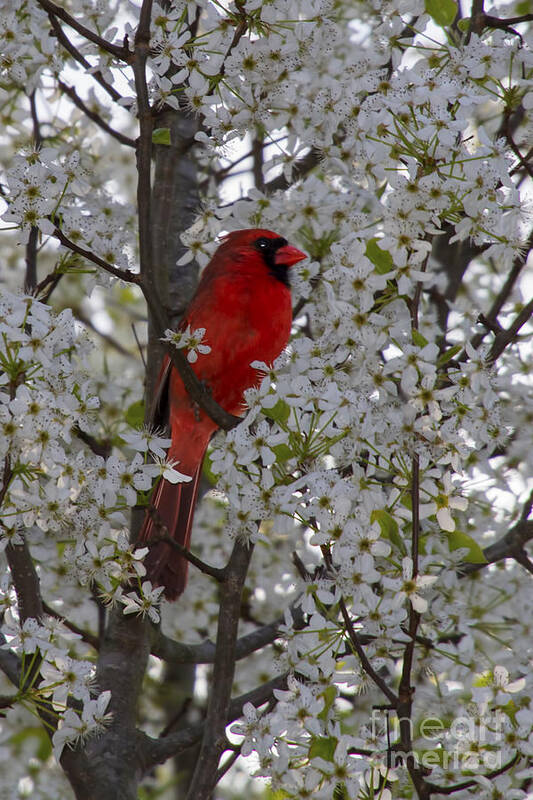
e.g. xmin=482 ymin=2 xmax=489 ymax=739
xmin=0 ymin=0 xmax=532 ymax=798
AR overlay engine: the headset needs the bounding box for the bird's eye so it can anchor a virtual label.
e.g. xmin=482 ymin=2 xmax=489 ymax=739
xmin=255 ymin=237 xmax=271 ymax=250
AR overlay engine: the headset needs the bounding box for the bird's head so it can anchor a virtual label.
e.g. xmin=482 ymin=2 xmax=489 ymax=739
xmin=218 ymin=229 xmax=307 ymax=287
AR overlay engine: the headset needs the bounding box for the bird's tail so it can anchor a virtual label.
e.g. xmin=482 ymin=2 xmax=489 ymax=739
xmin=137 ymin=461 xmax=204 ymax=600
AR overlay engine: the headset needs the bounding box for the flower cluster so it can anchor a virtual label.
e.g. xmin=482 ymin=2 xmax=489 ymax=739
xmin=1 ymin=611 xmax=112 ymax=759
xmin=0 ymin=291 xmax=186 ymax=599
xmin=161 ymin=325 xmax=211 ymax=363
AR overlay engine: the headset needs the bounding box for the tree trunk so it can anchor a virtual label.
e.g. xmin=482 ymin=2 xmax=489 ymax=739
xmin=61 ymin=611 xmax=151 ymax=800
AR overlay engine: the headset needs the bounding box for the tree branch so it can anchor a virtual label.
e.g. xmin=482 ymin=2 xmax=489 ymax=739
xmin=501 ymin=109 xmax=533 ymax=179
xmin=132 ymin=0 xmax=154 ymax=288
xmin=74 ymin=308 xmax=138 ymax=361
xmin=487 ymin=295 xmax=533 ymax=363
xmin=61 ymin=609 xmax=151 ymax=799
xmin=52 ymin=225 xmax=142 ymax=284
xmin=466 ymin=0 xmax=486 ymax=42
xmin=460 ymin=518 xmax=533 ymax=576
xmin=34 ymin=270 xmax=63 ymax=302
xmin=6 ymin=538 xmax=44 ymax=624
xmin=37 ymin=0 xmax=128 ymax=59
xmin=140 ymin=671 xmax=289 ymax=768
xmin=339 ymin=598 xmax=398 ymax=706
xmin=465 ymin=228 xmax=533 ymax=355
xmin=426 ymin=751 xmax=520 ymax=794
xmin=162 ymin=344 xmax=243 ymax=431
xmin=264 ymin=147 xmax=321 ymax=194
xmin=0 ymin=633 xmax=22 ymax=688
xmin=151 ymin=603 xmax=305 ymax=664
xmin=393 ymin=259 xmax=432 ymax=799
xmin=42 ymin=601 xmax=100 ymax=650
xmin=48 ymin=13 xmax=124 ymax=104
xmin=185 ymin=537 xmax=254 ymax=800
xmin=24 ymin=91 xmax=43 ymax=293
xmin=57 ymin=80 xmax=136 ymax=148
xmin=145 ymin=530 xmax=225 ymax=582
xmin=252 ymin=135 xmax=265 ymax=192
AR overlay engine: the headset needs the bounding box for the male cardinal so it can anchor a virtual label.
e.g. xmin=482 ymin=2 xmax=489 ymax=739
xmin=138 ymin=229 xmax=306 ymax=600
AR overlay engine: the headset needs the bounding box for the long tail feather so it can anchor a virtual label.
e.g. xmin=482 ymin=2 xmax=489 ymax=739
xmin=138 ymin=462 xmax=204 ymax=600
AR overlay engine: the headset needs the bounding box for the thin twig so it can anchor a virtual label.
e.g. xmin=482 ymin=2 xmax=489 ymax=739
xmin=147 ymin=529 xmax=225 ymax=583
xmin=158 ymin=697 xmax=192 ymax=738
xmin=37 ymin=0 xmax=128 ymax=59
xmin=214 ymin=743 xmax=243 ymax=783
xmin=252 ymin=135 xmax=264 ymax=193
xmin=467 ymin=228 xmax=533 ymax=354
xmin=52 ymin=226 xmax=142 ymax=284
xmin=504 ymin=119 xmax=533 ymax=179
xmin=36 ymin=272 xmax=63 ymax=303
xmin=395 ymin=250 xmax=431 ymax=799
xmin=427 ymin=752 xmax=520 ymax=794
xmin=75 ymin=307 xmax=137 ymax=359
xmin=131 ymin=323 xmax=147 ymax=368
xmin=74 ymin=425 xmax=113 ymax=459
xmin=487 ymin=295 xmax=533 ymax=363
xmin=57 ymin=79 xmax=136 ymax=148
xmin=24 ymin=91 xmax=43 ymax=293
xmin=48 ymin=13 xmax=124 ymax=104
xmin=339 ymin=598 xmax=398 ymax=705
xmin=459 ymin=514 xmax=533 ymax=577
xmin=466 ymin=0 xmax=486 ymax=43
xmin=42 ymin=602 xmax=100 ymax=649
xmin=142 ymin=672 xmax=289 ymax=766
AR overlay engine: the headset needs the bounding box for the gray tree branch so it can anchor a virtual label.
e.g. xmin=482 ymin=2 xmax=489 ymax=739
xmin=140 ymin=671 xmax=289 ymax=769
xmin=185 ymin=538 xmax=254 ymax=800
xmin=151 ymin=602 xmax=305 ymax=664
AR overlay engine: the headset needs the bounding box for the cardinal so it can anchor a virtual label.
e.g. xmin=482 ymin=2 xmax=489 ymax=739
xmin=138 ymin=229 xmax=306 ymax=600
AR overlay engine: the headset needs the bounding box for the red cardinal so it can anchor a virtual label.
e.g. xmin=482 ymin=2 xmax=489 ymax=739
xmin=138 ymin=229 xmax=306 ymax=600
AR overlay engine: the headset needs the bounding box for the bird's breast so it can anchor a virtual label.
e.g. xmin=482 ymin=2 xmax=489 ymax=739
xmin=181 ymin=272 xmax=292 ymax=415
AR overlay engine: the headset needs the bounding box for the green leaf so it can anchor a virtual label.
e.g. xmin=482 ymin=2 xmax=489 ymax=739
xmin=272 ymin=443 xmax=293 ymax=463
xmin=202 ymin=451 xmax=218 ymax=486
xmin=317 ymin=685 xmax=337 ymax=720
xmin=333 ymin=785 xmax=349 ymax=800
xmin=448 ymin=530 xmax=487 ymax=564
xmin=365 ymin=238 xmax=394 ymax=274
xmin=425 ymin=0 xmax=458 ymax=27
xmin=371 ymin=509 xmax=406 ymax=555
xmin=457 ymin=17 xmax=470 ymax=31
xmin=412 ymin=329 xmax=429 ymax=348
xmin=308 ymin=736 xmax=338 ymax=762
xmin=299 ymin=224 xmax=338 ymax=260
xmin=117 ymin=286 xmax=139 ymax=305
xmin=9 ymin=726 xmax=52 ymax=761
xmin=438 ymin=344 xmax=462 ymax=367
xmin=473 ymin=670 xmax=492 ymax=687
xmin=263 ymin=399 xmax=290 ymax=426
xmin=125 ymin=400 xmax=145 ymax=428
xmin=152 ymin=127 xmax=171 ymax=145
xmin=266 ymin=789 xmax=291 ymax=800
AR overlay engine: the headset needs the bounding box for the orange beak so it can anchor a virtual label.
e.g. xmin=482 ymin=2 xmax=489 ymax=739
xmin=274 ymin=244 xmax=307 ymax=267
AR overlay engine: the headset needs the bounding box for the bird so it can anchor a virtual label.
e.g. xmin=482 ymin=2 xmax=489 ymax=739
xmin=138 ymin=228 xmax=306 ymax=600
